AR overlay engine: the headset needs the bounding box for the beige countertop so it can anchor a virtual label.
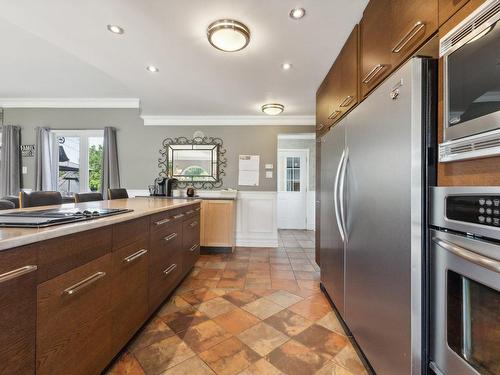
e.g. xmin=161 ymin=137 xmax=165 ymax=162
xmin=0 ymin=197 xmax=201 ymax=252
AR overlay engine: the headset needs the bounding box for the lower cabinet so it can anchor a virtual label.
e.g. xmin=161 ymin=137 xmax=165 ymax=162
xmin=200 ymin=200 xmax=235 ymax=249
xmin=111 ymin=239 xmax=149 ymax=356
xmin=36 ymin=254 xmax=112 ymax=375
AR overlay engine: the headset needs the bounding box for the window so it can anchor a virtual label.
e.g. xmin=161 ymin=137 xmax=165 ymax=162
xmin=53 ymin=130 xmax=104 ymax=196
xmin=286 ymin=156 xmax=301 ymax=191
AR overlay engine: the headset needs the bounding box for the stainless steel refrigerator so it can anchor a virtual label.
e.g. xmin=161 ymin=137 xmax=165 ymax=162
xmin=320 ymin=57 xmax=437 ymax=375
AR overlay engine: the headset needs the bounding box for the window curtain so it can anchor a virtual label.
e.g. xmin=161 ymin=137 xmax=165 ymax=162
xmin=101 ymin=127 xmax=120 ymax=195
xmin=34 ymin=127 xmax=57 ymax=191
xmin=0 ymin=125 xmax=21 ymax=196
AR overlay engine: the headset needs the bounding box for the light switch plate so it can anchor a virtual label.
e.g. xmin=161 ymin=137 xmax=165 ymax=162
xmin=265 ymin=164 xmax=273 ymax=169
xmin=266 ymin=171 xmax=273 ymax=178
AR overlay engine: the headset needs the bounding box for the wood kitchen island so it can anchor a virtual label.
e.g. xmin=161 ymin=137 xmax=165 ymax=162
xmin=0 ymin=197 xmax=201 ymax=375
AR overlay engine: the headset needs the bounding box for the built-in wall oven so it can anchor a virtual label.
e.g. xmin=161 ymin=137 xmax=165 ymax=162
xmin=430 ymin=187 xmax=500 ymax=375
xmin=439 ymin=0 xmax=500 ymax=162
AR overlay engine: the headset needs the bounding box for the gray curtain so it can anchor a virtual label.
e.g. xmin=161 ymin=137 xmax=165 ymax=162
xmin=34 ymin=127 xmax=57 ymax=191
xmin=101 ymin=127 xmax=120 ymax=195
xmin=0 ymin=125 xmax=21 ymax=196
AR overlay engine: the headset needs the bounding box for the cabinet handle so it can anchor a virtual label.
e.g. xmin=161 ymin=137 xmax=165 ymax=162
xmin=0 ymin=265 xmax=37 ymax=284
xmin=328 ymin=110 xmax=341 ymax=120
xmin=163 ymin=264 xmax=177 ymax=276
xmin=63 ymin=272 xmax=106 ymax=296
xmin=189 ymin=244 xmax=199 ymax=252
xmin=392 ymin=21 xmax=425 ymax=53
xmin=190 ymin=221 xmax=198 ymax=228
xmin=173 ymin=213 xmax=185 ymax=220
xmin=195 ymin=207 xmax=201 ymax=212
xmin=186 ymin=210 xmax=194 ymax=215
xmin=362 ymin=64 xmax=386 ymax=84
xmin=163 ymin=232 xmax=178 ymax=242
xmin=123 ymin=249 xmax=148 ymax=263
xmin=339 ymin=95 xmax=354 ymax=107
xmin=155 ymin=218 xmax=171 ymax=226
xmin=317 ymin=123 xmax=325 ymax=130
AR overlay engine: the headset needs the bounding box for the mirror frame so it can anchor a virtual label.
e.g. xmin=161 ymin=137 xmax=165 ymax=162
xmin=158 ymin=136 xmax=227 ymax=188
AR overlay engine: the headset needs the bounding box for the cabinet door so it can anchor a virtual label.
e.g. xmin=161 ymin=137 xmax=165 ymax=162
xmin=0 ymin=247 xmax=37 ymax=375
xmin=360 ymin=0 xmax=392 ymax=97
xmin=339 ymin=25 xmax=359 ymax=114
xmin=201 ymin=200 xmax=234 ymax=247
xmin=439 ymin=0 xmax=470 ymax=25
xmin=325 ymin=68 xmax=343 ymax=126
xmin=183 ymin=214 xmax=201 ymax=272
xmin=316 ymin=80 xmax=330 ymax=135
xmin=37 ymin=254 xmax=112 ymax=375
xmin=149 ymin=223 xmax=183 ymax=312
xmin=391 ymin=0 xmax=438 ymax=67
xmin=111 ymin=239 xmax=149 ymax=356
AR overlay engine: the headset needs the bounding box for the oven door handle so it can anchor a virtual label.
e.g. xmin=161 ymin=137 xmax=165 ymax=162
xmin=432 ymin=237 xmax=500 ymax=274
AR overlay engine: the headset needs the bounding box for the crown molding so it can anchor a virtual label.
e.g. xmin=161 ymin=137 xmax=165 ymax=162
xmin=0 ymin=98 xmax=141 ymax=108
xmin=277 ymin=133 xmax=316 ymax=140
xmin=141 ymin=115 xmax=315 ymax=126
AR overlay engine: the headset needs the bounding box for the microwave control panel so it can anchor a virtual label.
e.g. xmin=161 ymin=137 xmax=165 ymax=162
xmin=446 ymin=196 xmax=500 ymax=227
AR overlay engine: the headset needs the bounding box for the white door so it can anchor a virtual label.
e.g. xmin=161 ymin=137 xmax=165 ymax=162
xmin=277 ymin=150 xmax=308 ymax=229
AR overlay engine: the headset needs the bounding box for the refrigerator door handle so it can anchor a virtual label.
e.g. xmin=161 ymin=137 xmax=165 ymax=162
xmin=334 ymin=150 xmax=346 ymax=243
xmin=339 ymin=147 xmax=349 ymax=242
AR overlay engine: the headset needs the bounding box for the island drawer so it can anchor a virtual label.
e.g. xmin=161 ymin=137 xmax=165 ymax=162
xmin=113 ymin=217 xmax=149 ymax=250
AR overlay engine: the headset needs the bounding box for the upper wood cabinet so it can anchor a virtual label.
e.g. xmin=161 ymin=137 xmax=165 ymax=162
xmin=438 ymin=0 xmax=470 ymax=25
xmin=339 ymin=25 xmax=359 ymax=114
xmin=316 ymin=76 xmax=332 ymax=135
xmin=360 ymin=0 xmax=392 ymax=97
xmin=391 ymin=0 xmax=438 ymax=67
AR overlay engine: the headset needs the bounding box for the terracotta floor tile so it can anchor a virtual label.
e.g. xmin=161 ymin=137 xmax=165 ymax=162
xmin=294 ymin=324 xmax=349 ymax=358
xmin=270 ymin=270 xmax=296 ymax=280
xmin=237 ymin=322 xmax=289 ymax=356
xmin=271 ymin=279 xmax=300 ymax=292
xmin=222 ymin=290 xmax=260 ymax=307
xmin=217 ymin=277 xmax=246 ymax=289
xmin=271 ymin=264 xmax=293 ymax=271
xmin=270 ymin=257 xmax=291 ymax=265
xmin=297 ymin=279 xmax=320 ymax=291
xmin=179 ymin=320 xmax=232 ymax=353
xmin=193 ymin=269 xmax=224 ymax=281
xmin=196 ymin=297 xmax=238 ymax=318
xmin=157 ymin=296 xmax=192 ymax=317
xmin=134 ymin=335 xmax=195 ymax=374
xmin=222 ymin=269 xmax=247 ymax=279
xmin=267 ymin=339 xmax=330 ymax=375
xmin=291 ymin=263 xmax=316 ymax=272
xmin=289 ymin=258 xmax=311 ymax=265
xmin=265 ymin=290 xmax=303 ymax=308
xmin=288 ymin=295 xmax=331 ymax=321
xmin=247 ymin=263 xmax=270 ymax=271
xmin=162 ymin=356 xmax=215 ymax=375
xmin=332 ymin=344 xmax=369 ymax=375
xmin=204 ymin=262 xmax=227 ymax=270
xmin=294 ymin=271 xmax=320 ymax=280
xmin=105 ymin=352 xmax=144 ymax=375
xmin=316 ymin=312 xmax=347 ymax=336
xmin=264 ymin=309 xmax=313 ymax=337
xmin=316 ymin=361 xmax=356 ymax=375
xmin=213 ymin=308 xmax=260 ymax=335
xmin=199 ymin=337 xmax=260 ymax=375
xmin=162 ymin=306 xmax=209 ymax=333
xmin=182 ymin=278 xmax=219 ymax=291
xmin=242 ymin=297 xmax=285 ymax=320
xmin=245 ymin=279 xmax=272 ymax=290
xmin=238 ymin=358 xmax=283 ymax=375
xmin=225 ymin=262 xmax=249 ymax=270
xmin=180 ymin=288 xmax=221 ymax=305
xmin=128 ymin=318 xmax=175 ymax=352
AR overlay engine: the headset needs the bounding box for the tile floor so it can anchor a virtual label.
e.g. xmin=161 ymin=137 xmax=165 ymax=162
xmin=106 ymin=230 xmax=368 ymax=375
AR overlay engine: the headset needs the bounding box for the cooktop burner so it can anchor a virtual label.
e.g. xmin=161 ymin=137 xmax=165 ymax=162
xmin=0 ymin=208 xmax=132 ymax=228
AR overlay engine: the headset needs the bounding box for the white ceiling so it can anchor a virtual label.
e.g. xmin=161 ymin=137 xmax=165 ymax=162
xmin=0 ymin=0 xmax=368 ymax=118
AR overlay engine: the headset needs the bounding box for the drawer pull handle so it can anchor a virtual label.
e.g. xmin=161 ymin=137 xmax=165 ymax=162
xmin=195 ymin=207 xmax=201 ymax=212
xmin=155 ymin=218 xmax=171 ymax=226
xmin=173 ymin=213 xmax=185 ymax=220
xmin=123 ymin=249 xmax=148 ymax=263
xmin=328 ymin=110 xmax=341 ymax=120
xmin=362 ymin=64 xmax=386 ymax=84
xmin=317 ymin=123 xmax=325 ymax=130
xmin=190 ymin=221 xmax=198 ymax=228
xmin=0 ymin=265 xmax=37 ymax=284
xmin=339 ymin=95 xmax=354 ymax=107
xmin=163 ymin=264 xmax=177 ymax=276
xmin=186 ymin=210 xmax=194 ymax=215
xmin=189 ymin=244 xmax=199 ymax=252
xmin=392 ymin=21 xmax=425 ymax=54
xmin=163 ymin=232 xmax=178 ymax=242
xmin=63 ymin=272 xmax=106 ymax=296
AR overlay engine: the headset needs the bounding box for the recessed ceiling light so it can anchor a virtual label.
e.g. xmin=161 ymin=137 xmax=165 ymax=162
xmin=289 ymin=8 xmax=306 ymax=20
xmin=262 ymin=103 xmax=285 ymax=116
xmin=107 ymin=24 xmax=124 ymax=34
xmin=282 ymin=63 xmax=293 ymax=70
xmin=146 ymin=65 xmax=159 ymax=73
xmin=207 ymin=19 xmax=250 ymax=52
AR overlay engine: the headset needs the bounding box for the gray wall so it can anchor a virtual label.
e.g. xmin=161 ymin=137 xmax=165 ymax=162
xmin=277 ymin=138 xmax=316 ymax=191
xmin=4 ymin=108 xmax=314 ymax=191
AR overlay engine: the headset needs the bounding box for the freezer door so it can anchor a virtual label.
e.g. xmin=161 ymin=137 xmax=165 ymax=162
xmin=344 ymin=58 xmax=424 ymax=375
xmin=320 ymin=121 xmax=346 ymax=317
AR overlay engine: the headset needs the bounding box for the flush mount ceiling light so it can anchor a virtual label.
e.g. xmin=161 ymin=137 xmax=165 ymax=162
xmin=281 ymin=62 xmax=293 ymax=70
xmin=146 ymin=65 xmax=159 ymax=73
xmin=262 ymin=103 xmax=285 ymax=116
xmin=207 ymin=19 xmax=250 ymax=52
xmin=107 ymin=24 xmax=124 ymax=34
xmin=289 ymin=8 xmax=306 ymax=20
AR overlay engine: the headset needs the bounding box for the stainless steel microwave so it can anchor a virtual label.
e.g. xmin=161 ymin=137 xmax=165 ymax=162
xmin=439 ymin=0 xmax=500 ymax=161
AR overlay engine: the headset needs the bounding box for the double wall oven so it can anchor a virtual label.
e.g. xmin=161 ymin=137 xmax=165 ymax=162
xmin=430 ymin=187 xmax=500 ymax=375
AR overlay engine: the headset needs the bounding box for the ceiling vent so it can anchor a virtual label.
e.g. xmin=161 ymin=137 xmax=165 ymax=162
xmin=440 ymin=0 xmax=500 ymax=56
xmin=439 ymin=128 xmax=500 ymax=162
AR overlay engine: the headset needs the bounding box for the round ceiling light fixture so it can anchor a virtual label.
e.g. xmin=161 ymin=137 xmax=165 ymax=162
xmin=262 ymin=103 xmax=285 ymax=116
xmin=281 ymin=62 xmax=293 ymax=70
xmin=107 ymin=24 xmax=124 ymax=34
xmin=289 ymin=8 xmax=306 ymax=20
xmin=146 ymin=65 xmax=159 ymax=73
xmin=207 ymin=19 xmax=251 ymax=52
